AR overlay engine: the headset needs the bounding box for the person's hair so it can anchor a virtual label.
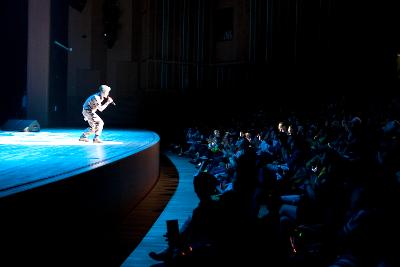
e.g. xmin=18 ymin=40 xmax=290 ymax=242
xmin=193 ymin=172 xmax=218 ymax=199
xmin=99 ymin=84 xmax=111 ymax=93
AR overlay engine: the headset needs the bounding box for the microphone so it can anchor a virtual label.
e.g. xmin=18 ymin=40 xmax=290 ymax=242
xmin=108 ymin=97 xmax=116 ymax=106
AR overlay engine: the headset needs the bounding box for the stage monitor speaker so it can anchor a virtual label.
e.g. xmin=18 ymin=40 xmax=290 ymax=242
xmin=1 ymin=119 xmax=41 ymax=132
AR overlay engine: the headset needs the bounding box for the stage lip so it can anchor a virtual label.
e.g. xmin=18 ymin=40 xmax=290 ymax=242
xmin=0 ymin=128 xmax=160 ymax=198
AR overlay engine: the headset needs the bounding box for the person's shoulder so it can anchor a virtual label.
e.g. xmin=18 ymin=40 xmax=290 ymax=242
xmin=218 ymin=190 xmax=236 ymax=205
xmin=94 ymin=93 xmax=102 ymax=101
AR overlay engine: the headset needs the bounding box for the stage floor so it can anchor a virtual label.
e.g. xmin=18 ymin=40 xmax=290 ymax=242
xmin=0 ymin=129 xmax=159 ymax=198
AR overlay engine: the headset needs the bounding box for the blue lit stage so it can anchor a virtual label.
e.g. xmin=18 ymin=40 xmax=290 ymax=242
xmin=0 ymin=129 xmax=159 ymax=197
xmin=0 ymin=128 xmax=160 ymax=266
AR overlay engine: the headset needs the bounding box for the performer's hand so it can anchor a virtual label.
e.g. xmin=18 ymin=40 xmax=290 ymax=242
xmin=107 ymin=97 xmax=114 ymax=104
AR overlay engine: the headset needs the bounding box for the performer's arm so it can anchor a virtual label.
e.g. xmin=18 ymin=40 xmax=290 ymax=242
xmin=98 ymin=97 xmax=113 ymax=112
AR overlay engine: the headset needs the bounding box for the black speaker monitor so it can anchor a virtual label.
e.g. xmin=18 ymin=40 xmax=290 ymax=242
xmin=1 ymin=119 xmax=41 ymax=132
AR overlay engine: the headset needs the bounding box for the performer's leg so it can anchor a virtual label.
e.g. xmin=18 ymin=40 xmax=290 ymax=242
xmin=84 ymin=128 xmax=94 ymax=136
xmin=93 ymin=116 xmax=104 ymax=136
xmin=84 ymin=118 xmax=97 ymax=136
xmin=80 ymin=127 xmax=95 ymax=141
xmin=93 ymin=114 xmax=104 ymax=143
xmin=79 ymin=112 xmax=96 ymax=142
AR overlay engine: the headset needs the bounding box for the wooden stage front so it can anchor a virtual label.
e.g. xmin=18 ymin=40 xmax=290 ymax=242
xmin=0 ymin=128 xmax=160 ymax=266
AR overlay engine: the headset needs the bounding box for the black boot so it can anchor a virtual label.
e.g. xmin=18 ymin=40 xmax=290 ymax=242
xmin=149 ymin=248 xmax=173 ymax=261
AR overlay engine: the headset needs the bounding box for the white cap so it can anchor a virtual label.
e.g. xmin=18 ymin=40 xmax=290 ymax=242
xmin=99 ymin=84 xmax=111 ymax=93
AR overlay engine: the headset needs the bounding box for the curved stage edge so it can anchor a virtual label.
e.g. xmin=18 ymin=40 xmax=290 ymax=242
xmin=0 ymin=129 xmax=160 ymax=266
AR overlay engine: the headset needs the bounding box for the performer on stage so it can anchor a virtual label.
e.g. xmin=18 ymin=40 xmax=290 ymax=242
xmin=79 ymin=84 xmax=114 ymax=143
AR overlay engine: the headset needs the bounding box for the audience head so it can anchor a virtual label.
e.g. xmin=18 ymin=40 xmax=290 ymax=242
xmin=193 ymin=172 xmax=218 ymax=200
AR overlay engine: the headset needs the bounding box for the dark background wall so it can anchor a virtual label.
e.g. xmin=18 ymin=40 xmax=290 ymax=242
xmin=1 ymin=0 xmax=399 ymax=140
xmin=0 ymin=1 xmax=28 ymax=124
xmin=49 ymin=0 xmax=69 ymax=127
